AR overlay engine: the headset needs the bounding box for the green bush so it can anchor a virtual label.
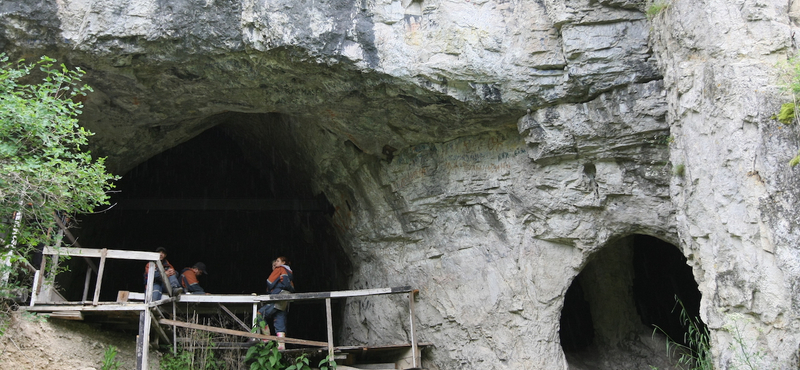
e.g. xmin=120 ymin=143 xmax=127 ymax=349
xmin=776 ymin=102 xmax=796 ymax=124
xmin=646 ymin=1 xmax=670 ymax=19
xmin=245 ymin=341 xmax=286 ymax=370
xmin=244 ymin=340 xmax=334 ymax=370
xmin=160 ymin=350 xmax=194 ymax=370
xmin=101 ymin=346 xmax=121 ymax=370
xmin=674 ymin=163 xmax=686 ymax=177
xmin=653 ymin=298 xmax=712 ymax=370
xmin=0 ymin=53 xmax=118 ymax=301
xmin=776 ymin=52 xmax=800 ymax=166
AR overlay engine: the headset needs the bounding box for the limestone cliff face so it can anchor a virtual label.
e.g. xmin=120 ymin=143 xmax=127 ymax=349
xmin=1 ymin=0 xmax=799 ymax=368
xmin=652 ymin=0 xmax=800 ymax=367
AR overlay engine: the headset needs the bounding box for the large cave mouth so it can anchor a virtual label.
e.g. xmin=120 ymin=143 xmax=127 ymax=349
xmin=559 ymin=234 xmax=704 ymax=369
xmin=67 ymin=115 xmax=352 ymax=342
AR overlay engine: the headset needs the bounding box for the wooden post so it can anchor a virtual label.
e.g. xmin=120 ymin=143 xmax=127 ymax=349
xmin=326 ymin=298 xmax=334 ymax=360
xmin=158 ymin=319 xmax=328 ymax=346
xmin=155 ymin=260 xmax=171 ymax=297
xmin=92 ymin=249 xmax=108 ymax=305
xmin=136 ymin=308 xmax=152 ymax=370
xmin=144 ymin=262 xmax=155 ymax=304
xmin=409 ymin=290 xmax=420 ymax=368
xmin=29 ymin=269 xmax=40 ymax=307
xmin=219 ymin=303 xmax=250 ymax=331
xmin=35 ymin=255 xmax=47 ymax=302
xmin=172 ymin=301 xmax=177 ymax=356
xmin=82 ymin=268 xmax=91 ymax=302
xmin=149 ymin=309 xmax=171 ymax=344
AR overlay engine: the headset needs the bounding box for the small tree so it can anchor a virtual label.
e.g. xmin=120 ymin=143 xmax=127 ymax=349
xmin=0 ymin=53 xmax=117 ymax=299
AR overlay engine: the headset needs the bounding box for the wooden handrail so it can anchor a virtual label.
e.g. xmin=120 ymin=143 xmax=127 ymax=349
xmin=177 ymin=286 xmax=414 ymax=304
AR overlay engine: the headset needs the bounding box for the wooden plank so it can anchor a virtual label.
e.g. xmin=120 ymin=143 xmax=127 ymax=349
xmin=46 ymin=311 xmax=84 ymax=320
xmin=177 ymin=287 xmax=414 ymax=304
xmin=136 ymin=309 xmax=152 ymax=370
xmin=25 ymin=304 xmax=148 ymax=312
xmin=92 ymin=249 xmax=108 ymax=305
xmin=325 ymin=343 xmax=432 ymax=351
xmin=326 ymin=298 xmax=334 ymax=359
xmin=347 ymin=364 xmax=396 ymax=369
xmin=149 ymin=309 xmax=171 ymax=345
xmin=409 ymin=290 xmax=419 ymax=368
xmin=219 ymin=303 xmax=250 ymax=332
xmin=144 ymin=262 xmax=155 ymax=304
xmin=155 ymin=260 xmax=172 ymax=297
xmin=36 ymin=256 xmax=46 ymax=296
xmin=82 ymin=268 xmax=92 ymax=302
xmin=43 ymin=246 xmax=161 ymax=261
xmin=117 ymin=291 xmax=130 ymax=303
xmin=172 ymin=302 xmax=177 ymax=355
xmin=158 ymin=319 xmax=329 ymax=347
xmin=29 ymin=269 xmax=40 ymax=307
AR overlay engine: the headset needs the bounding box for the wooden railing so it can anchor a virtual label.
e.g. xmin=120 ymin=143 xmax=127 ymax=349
xmin=34 ymin=246 xmax=171 ymax=306
xmin=176 ymin=286 xmax=421 ymax=365
xmin=27 ymin=246 xmax=422 ymax=370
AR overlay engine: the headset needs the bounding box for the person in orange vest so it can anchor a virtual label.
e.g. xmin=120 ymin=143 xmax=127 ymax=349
xmin=257 ymin=256 xmax=294 ymax=349
xmin=179 ymin=262 xmax=208 ymax=294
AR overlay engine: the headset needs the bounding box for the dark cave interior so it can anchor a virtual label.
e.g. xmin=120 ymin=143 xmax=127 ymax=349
xmin=559 ymin=234 xmax=705 ymax=366
xmin=62 ymin=125 xmax=351 ymax=342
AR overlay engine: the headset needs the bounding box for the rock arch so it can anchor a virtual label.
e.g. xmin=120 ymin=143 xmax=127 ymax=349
xmin=560 ymin=234 xmax=704 ymax=369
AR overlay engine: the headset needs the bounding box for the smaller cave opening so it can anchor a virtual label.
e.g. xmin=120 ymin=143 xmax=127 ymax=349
xmin=59 ymin=120 xmax=352 ymax=343
xmin=559 ymin=278 xmax=594 ymax=352
xmin=559 ymin=234 xmax=705 ymax=369
xmin=632 ymin=235 xmax=704 ymax=347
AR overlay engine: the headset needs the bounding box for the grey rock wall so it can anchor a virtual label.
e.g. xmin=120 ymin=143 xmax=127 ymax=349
xmin=650 ymin=0 xmax=800 ymax=368
xmin=2 ymin=0 xmax=800 ymax=368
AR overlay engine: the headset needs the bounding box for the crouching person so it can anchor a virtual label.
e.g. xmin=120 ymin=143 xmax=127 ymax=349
xmin=144 ymin=247 xmax=182 ymax=300
xmin=179 ymin=262 xmax=209 ymax=294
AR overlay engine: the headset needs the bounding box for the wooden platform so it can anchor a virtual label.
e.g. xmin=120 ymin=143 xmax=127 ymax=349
xmin=27 ymin=246 xmax=425 ymax=370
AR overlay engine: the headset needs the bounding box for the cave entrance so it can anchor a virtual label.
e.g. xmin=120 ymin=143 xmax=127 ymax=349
xmin=559 ymin=234 xmax=704 ymax=369
xmin=69 ymin=116 xmax=351 ymax=343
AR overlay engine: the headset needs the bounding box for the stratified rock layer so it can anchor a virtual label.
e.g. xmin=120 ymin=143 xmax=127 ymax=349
xmin=1 ymin=0 xmax=799 ymax=368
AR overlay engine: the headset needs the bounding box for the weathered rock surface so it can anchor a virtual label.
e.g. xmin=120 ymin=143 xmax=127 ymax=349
xmin=652 ymin=0 xmax=800 ymax=367
xmin=1 ymin=0 xmax=799 ymax=369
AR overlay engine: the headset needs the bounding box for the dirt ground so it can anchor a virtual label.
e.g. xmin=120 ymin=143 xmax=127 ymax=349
xmin=0 ymin=310 xmax=162 ymax=370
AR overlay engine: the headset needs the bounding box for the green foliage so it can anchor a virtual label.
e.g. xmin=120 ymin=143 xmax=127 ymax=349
xmin=646 ymin=134 xmax=674 ymax=147
xmin=101 ymin=346 xmax=121 ymax=370
xmin=776 ymin=52 xmax=800 ymax=166
xmin=160 ymin=348 xmax=219 ymax=370
xmin=775 ymin=102 xmax=796 ymax=124
xmin=790 ymin=150 xmax=800 ymax=167
xmin=653 ymin=297 xmax=712 ymax=370
xmin=286 ymin=353 xmax=311 ymax=370
xmin=0 ymin=53 xmax=118 ymax=298
xmin=245 ymin=341 xmax=286 ymax=370
xmin=646 ymin=1 xmax=670 ymax=19
xmin=724 ymin=313 xmax=772 ymax=370
xmin=244 ymin=341 xmax=333 ymax=370
xmin=318 ymin=355 xmax=337 ymax=370
xmin=674 ymin=163 xmax=685 ymax=177
xmin=160 ymin=350 xmax=194 ymax=370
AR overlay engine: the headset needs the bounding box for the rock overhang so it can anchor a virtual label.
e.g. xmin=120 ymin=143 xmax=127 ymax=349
xmin=0 ymin=0 xmax=714 ymax=369
xmin=1 ymin=0 xmax=661 ymax=175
